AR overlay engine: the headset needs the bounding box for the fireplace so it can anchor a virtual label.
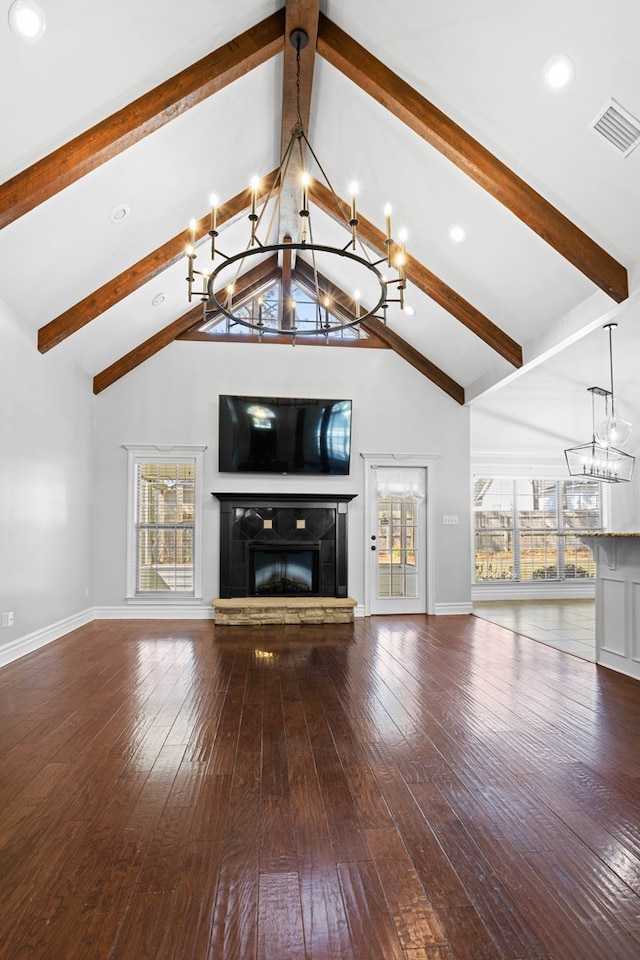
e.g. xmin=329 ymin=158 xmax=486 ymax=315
xmin=213 ymin=493 xmax=356 ymax=599
xmin=250 ymin=544 xmax=319 ymax=596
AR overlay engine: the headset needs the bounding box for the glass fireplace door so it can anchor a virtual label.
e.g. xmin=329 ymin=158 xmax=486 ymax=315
xmin=249 ymin=545 xmax=320 ymax=596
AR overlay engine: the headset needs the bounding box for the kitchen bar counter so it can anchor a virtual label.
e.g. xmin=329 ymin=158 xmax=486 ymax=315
xmin=579 ymin=534 xmax=640 ymax=680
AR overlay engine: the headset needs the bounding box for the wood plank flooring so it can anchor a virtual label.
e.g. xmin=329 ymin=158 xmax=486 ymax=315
xmin=1 ymin=615 xmax=640 ymax=959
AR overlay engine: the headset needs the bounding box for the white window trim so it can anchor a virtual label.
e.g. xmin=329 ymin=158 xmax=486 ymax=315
xmin=123 ymin=444 xmax=207 ymax=603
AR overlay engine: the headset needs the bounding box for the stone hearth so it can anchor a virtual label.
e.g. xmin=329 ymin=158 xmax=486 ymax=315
xmin=213 ymin=596 xmax=357 ymax=626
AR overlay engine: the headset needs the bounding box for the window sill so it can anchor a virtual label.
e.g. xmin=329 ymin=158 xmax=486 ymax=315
xmin=125 ymin=595 xmax=202 ymax=604
xmin=471 ymin=580 xmax=595 ymax=602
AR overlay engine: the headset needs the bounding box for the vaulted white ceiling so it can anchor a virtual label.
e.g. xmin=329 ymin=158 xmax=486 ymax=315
xmin=1 ymin=0 xmax=639 ymax=426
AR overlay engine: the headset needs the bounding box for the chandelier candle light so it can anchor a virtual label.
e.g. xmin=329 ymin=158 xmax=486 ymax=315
xmin=564 ymin=323 xmax=635 ymax=482
xmin=185 ymin=27 xmax=409 ymax=340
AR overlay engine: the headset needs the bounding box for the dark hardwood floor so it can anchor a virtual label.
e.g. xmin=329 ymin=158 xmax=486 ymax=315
xmin=1 ymin=615 xmax=640 ymax=959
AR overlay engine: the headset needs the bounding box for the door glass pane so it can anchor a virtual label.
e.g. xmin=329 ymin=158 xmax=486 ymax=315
xmin=377 ymin=495 xmax=420 ymax=598
xmin=404 ymin=574 xmax=418 ymax=598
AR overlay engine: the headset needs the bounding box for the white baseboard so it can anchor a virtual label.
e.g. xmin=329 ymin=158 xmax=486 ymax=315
xmin=0 ymin=608 xmax=94 ymax=669
xmin=94 ymin=604 xmax=216 ymax=620
xmin=354 ymin=604 xmax=366 ymax=618
xmin=434 ymin=602 xmax=473 ymax=616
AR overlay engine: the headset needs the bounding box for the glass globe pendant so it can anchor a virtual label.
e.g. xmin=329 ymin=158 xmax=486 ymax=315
xmin=595 ymin=412 xmax=632 ymax=448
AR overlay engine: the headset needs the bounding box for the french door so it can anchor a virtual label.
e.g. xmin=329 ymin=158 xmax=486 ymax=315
xmin=364 ymin=460 xmax=433 ymax=615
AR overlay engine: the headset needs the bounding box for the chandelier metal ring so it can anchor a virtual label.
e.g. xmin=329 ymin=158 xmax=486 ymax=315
xmin=205 ymin=242 xmax=389 ymax=336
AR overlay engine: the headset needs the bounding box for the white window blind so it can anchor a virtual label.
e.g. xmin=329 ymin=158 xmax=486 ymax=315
xmin=124 ymin=445 xmax=205 ymax=600
xmin=375 ymin=467 xmax=425 ymax=500
xmin=474 ymin=476 xmax=602 ymax=583
xmin=134 ymin=460 xmax=195 ymax=594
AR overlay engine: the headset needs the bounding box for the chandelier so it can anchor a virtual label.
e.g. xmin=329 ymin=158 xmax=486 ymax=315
xmin=565 ymin=324 xmax=634 ymax=482
xmin=185 ymin=27 xmax=408 ymax=340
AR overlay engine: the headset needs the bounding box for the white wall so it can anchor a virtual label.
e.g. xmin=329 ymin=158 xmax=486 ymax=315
xmin=93 ymin=340 xmax=471 ymax=611
xmin=0 ymin=298 xmax=94 ymax=656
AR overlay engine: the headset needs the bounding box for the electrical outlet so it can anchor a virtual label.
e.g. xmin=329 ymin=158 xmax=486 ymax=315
xmin=7 ymin=612 xmax=13 ymax=626
xmin=442 ymin=515 xmax=459 ymax=525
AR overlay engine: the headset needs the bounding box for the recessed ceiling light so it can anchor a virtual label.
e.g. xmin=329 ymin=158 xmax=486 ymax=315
xmin=543 ymin=55 xmax=575 ymax=90
xmin=405 ymin=305 xmax=416 ymax=317
xmin=108 ymin=203 xmax=130 ymax=224
xmin=448 ymin=224 xmax=466 ymax=243
xmin=151 ymin=293 xmax=167 ymax=307
xmin=8 ymin=0 xmax=46 ymax=42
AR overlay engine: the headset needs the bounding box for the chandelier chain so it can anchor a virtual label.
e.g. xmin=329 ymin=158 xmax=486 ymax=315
xmin=295 ymin=32 xmax=303 ymax=129
xmin=606 ymin=323 xmax=616 ymax=417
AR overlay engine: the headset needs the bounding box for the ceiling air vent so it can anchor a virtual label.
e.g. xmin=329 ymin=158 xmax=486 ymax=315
xmin=590 ymin=98 xmax=640 ymax=157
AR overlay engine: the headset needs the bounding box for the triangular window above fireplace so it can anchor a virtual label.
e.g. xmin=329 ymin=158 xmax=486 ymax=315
xmin=197 ymin=278 xmax=370 ymax=342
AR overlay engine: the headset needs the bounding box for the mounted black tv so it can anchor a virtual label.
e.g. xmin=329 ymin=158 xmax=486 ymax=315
xmin=218 ymin=395 xmax=352 ymax=475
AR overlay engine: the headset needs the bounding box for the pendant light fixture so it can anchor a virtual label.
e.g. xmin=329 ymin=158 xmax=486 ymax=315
xmin=564 ymin=323 xmax=634 ymax=482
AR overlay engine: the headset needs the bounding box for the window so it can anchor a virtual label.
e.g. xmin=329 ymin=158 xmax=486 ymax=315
xmin=125 ymin=445 xmax=205 ymax=600
xmin=474 ymin=477 xmax=602 ymax=583
xmin=199 ymin=279 xmax=370 ymax=341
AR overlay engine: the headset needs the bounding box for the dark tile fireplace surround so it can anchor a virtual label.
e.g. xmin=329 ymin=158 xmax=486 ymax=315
xmin=213 ymin=494 xmax=356 ymax=599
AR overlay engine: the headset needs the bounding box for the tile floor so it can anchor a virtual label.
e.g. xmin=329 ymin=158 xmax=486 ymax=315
xmin=472 ymin=598 xmax=596 ymax=662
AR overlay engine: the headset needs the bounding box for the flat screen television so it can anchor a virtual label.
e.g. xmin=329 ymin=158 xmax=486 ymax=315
xmin=218 ymin=395 xmax=352 ymax=475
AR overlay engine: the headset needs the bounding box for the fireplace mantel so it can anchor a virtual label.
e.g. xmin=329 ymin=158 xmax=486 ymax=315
xmin=212 ymin=493 xmax=357 ymax=505
xmin=212 ymin=492 xmax=357 ymax=599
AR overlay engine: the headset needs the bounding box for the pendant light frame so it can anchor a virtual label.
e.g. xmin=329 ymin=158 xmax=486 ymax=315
xmin=564 ymin=324 xmax=635 ymax=483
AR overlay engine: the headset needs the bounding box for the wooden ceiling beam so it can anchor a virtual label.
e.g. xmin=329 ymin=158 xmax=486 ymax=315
xmin=0 ymin=11 xmax=285 ymax=231
xmin=38 ymin=172 xmax=279 ymax=353
xmin=310 ymin=179 xmax=522 ymax=368
xmin=94 ymin=255 xmax=281 ymax=393
xmin=280 ymin=2 xmax=318 ymax=151
xmin=281 ymin=238 xmax=294 ymax=329
xmin=317 ymin=13 xmax=628 ymax=304
xmin=277 ymin=1 xmax=319 ymax=243
xmin=294 ymin=257 xmax=464 ymax=403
